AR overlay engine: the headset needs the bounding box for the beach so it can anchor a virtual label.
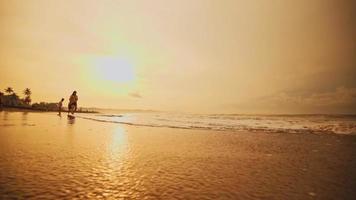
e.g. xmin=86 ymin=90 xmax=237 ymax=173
xmin=1 ymin=111 xmax=356 ymax=199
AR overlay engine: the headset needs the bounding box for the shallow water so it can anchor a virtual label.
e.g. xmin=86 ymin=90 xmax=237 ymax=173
xmin=1 ymin=112 xmax=356 ymax=199
xmin=78 ymin=112 xmax=356 ymax=135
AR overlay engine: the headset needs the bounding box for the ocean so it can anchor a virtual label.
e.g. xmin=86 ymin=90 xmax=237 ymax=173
xmin=76 ymin=111 xmax=356 ymax=135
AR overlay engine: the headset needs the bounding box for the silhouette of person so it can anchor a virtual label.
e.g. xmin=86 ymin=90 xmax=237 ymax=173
xmin=68 ymin=91 xmax=78 ymax=115
xmin=58 ymin=98 xmax=64 ymax=115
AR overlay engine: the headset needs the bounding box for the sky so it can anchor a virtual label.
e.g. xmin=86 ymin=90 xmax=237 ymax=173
xmin=0 ymin=0 xmax=355 ymax=114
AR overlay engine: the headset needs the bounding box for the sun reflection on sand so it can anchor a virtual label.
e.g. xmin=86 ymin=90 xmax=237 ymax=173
xmin=86 ymin=126 xmax=147 ymax=198
xmin=107 ymin=126 xmax=129 ymax=163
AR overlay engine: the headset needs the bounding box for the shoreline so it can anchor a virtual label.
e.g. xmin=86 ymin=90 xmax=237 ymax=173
xmin=0 ymin=106 xmax=99 ymax=114
xmin=2 ymin=108 xmax=355 ymax=136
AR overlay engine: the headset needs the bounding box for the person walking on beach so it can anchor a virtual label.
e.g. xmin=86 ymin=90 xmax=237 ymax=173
xmin=58 ymin=98 xmax=64 ymax=115
xmin=68 ymin=91 xmax=78 ymax=115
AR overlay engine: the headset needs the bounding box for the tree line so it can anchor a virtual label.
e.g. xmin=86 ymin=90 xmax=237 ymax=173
xmin=0 ymin=87 xmax=96 ymax=113
xmin=0 ymin=87 xmax=32 ymax=107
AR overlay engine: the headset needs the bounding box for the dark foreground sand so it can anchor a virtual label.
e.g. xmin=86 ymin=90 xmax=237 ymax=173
xmin=0 ymin=111 xmax=356 ymax=199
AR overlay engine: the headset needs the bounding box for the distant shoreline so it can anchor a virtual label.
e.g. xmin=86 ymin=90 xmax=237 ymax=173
xmin=0 ymin=106 xmax=99 ymax=114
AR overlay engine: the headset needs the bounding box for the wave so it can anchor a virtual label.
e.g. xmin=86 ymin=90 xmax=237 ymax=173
xmin=97 ymin=114 xmax=124 ymax=117
xmin=75 ymin=113 xmax=356 ymax=135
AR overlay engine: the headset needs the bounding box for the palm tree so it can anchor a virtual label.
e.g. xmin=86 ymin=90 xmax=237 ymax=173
xmin=24 ymin=88 xmax=31 ymax=96
xmin=5 ymin=87 xmax=14 ymax=95
xmin=23 ymin=88 xmax=32 ymax=105
xmin=24 ymin=96 xmax=32 ymax=105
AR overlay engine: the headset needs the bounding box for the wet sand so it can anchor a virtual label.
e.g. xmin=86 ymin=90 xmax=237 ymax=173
xmin=0 ymin=111 xmax=356 ymax=199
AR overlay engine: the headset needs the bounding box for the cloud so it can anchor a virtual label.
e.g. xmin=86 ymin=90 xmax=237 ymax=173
xmin=301 ymin=87 xmax=356 ymax=106
xmin=129 ymin=92 xmax=142 ymax=98
xmin=227 ymin=87 xmax=356 ymax=114
xmin=285 ymin=87 xmax=355 ymax=111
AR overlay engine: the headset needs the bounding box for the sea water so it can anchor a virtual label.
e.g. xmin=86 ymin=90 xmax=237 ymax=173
xmin=77 ymin=111 xmax=356 ymax=135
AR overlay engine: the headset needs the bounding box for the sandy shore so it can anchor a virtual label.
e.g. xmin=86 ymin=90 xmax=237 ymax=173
xmin=0 ymin=111 xmax=356 ymax=199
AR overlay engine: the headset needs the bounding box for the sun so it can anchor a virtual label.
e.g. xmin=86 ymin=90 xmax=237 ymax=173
xmin=93 ymin=56 xmax=135 ymax=83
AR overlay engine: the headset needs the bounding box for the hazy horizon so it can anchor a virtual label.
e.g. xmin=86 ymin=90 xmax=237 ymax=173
xmin=1 ymin=0 xmax=355 ymax=114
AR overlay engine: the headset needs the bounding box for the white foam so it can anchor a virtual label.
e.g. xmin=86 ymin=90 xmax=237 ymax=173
xmin=76 ymin=113 xmax=356 ymax=135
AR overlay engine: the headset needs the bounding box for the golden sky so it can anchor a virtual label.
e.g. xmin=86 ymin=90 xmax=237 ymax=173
xmin=0 ymin=0 xmax=355 ymax=114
